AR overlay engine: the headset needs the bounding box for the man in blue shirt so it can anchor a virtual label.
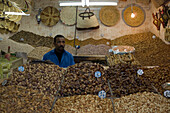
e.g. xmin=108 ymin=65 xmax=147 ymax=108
xmin=43 ymin=35 xmax=75 ymax=68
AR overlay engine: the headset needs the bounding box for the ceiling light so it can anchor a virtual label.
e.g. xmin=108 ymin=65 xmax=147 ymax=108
xmin=87 ymin=2 xmax=117 ymax=6
xmin=59 ymin=0 xmax=118 ymax=7
xmin=59 ymin=1 xmax=83 ymax=6
xmin=4 ymin=12 xmax=30 ymax=16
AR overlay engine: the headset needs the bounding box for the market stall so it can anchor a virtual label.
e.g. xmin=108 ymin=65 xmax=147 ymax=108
xmin=0 ymin=0 xmax=169 ymax=113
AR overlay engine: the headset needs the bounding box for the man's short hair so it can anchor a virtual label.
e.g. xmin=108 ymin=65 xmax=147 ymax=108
xmin=54 ymin=35 xmax=65 ymax=43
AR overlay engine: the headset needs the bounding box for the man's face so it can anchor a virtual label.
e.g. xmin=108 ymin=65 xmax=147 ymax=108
xmin=54 ymin=37 xmax=65 ymax=52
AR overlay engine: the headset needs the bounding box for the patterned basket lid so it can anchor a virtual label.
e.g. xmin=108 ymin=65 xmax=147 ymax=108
xmin=99 ymin=6 xmax=120 ymax=26
xmin=60 ymin=7 xmax=76 ymax=26
xmin=40 ymin=6 xmax=60 ymax=27
xmin=122 ymin=4 xmax=146 ymax=27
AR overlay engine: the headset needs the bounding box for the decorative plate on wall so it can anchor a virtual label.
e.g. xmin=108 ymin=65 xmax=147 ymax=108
xmin=99 ymin=6 xmax=120 ymax=26
xmin=60 ymin=7 xmax=76 ymax=26
xmin=40 ymin=6 xmax=60 ymax=27
xmin=122 ymin=4 xmax=146 ymax=27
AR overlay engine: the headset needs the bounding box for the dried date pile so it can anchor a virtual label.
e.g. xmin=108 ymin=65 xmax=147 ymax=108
xmin=104 ymin=63 xmax=155 ymax=97
xmin=0 ymin=85 xmax=55 ymax=113
xmin=59 ymin=62 xmax=110 ymax=97
xmin=54 ymin=95 xmax=113 ymax=113
xmin=6 ymin=63 xmax=64 ymax=98
xmin=140 ymin=64 xmax=170 ymax=96
xmin=114 ymin=92 xmax=170 ymax=113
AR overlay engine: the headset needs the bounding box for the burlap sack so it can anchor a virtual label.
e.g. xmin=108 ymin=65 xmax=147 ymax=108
xmin=77 ymin=11 xmax=99 ymax=30
xmin=40 ymin=6 xmax=60 ymax=27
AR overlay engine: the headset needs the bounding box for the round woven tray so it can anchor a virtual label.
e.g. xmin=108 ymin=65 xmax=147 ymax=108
xmin=40 ymin=6 xmax=60 ymax=27
xmin=60 ymin=7 xmax=76 ymax=26
xmin=122 ymin=4 xmax=145 ymax=27
xmin=8 ymin=6 xmax=22 ymax=22
xmin=99 ymin=6 xmax=120 ymax=26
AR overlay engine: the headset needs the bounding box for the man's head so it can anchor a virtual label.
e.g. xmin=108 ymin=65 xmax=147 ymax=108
xmin=54 ymin=35 xmax=65 ymax=52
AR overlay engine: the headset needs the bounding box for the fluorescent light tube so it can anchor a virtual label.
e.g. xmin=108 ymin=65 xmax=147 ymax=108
xmin=82 ymin=0 xmax=86 ymax=7
xmin=88 ymin=2 xmax=117 ymax=6
xmin=86 ymin=0 xmax=89 ymax=6
xmin=4 ymin=12 xmax=30 ymax=16
xmin=59 ymin=2 xmax=82 ymax=6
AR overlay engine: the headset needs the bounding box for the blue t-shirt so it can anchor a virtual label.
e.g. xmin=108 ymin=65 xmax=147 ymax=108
xmin=43 ymin=49 xmax=75 ymax=68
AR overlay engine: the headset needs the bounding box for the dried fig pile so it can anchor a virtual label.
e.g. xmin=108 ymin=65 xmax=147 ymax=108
xmin=140 ymin=64 xmax=170 ymax=95
xmin=59 ymin=62 xmax=110 ymax=97
xmin=0 ymin=85 xmax=55 ymax=113
xmin=104 ymin=63 xmax=155 ymax=97
xmin=7 ymin=63 xmax=64 ymax=98
xmin=54 ymin=95 xmax=113 ymax=113
xmin=114 ymin=92 xmax=170 ymax=113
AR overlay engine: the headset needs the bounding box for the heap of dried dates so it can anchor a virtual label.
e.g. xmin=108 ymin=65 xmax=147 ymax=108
xmin=6 ymin=63 xmax=64 ymax=98
xmin=59 ymin=62 xmax=110 ymax=97
xmin=104 ymin=63 xmax=156 ymax=97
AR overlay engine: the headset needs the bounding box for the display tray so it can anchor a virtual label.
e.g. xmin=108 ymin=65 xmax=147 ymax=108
xmin=73 ymin=55 xmax=107 ymax=65
xmin=0 ymin=57 xmax=23 ymax=84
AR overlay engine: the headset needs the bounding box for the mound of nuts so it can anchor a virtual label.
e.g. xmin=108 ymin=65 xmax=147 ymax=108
xmin=6 ymin=63 xmax=64 ymax=98
xmin=104 ymin=63 xmax=156 ymax=97
xmin=140 ymin=64 xmax=170 ymax=96
xmin=54 ymin=95 xmax=113 ymax=113
xmin=59 ymin=62 xmax=110 ymax=97
xmin=114 ymin=92 xmax=170 ymax=113
xmin=0 ymin=85 xmax=55 ymax=113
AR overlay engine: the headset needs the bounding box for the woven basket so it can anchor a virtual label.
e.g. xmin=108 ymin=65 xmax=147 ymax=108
xmin=151 ymin=0 xmax=166 ymax=8
xmin=77 ymin=11 xmax=99 ymax=30
xmin=122 ymin=4 xmax=145 ymax=27
xmin=8 ymin=6 xmax=22 ymax=22
xmin=40 ymin=6 xmax=60 ymax=27
xmin=99 ymin=6 xmax=120 ymax=26
xmin=60 ymin=7 xmax=76 ymax=26
xmin=136 ymin=0 xmax=150 ymax=5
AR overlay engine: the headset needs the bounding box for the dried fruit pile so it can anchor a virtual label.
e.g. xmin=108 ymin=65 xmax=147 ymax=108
xmin=114 ymin=92 xmax=170 ymax=113
xmin=140 ymin=64 xmax=170 ymax=95
xmin=104 ymin=63 xmax=156 ymax=97
xmin=7 ymin=63 xmax=64 ymax=98
xmin=77 ymin=44 xmax=111 ymax=55
xmin=9 ymin=30 xmax=54 ymax=48
xmin=59 ymin=62 xmax=110 ymax=97
xmin=112 ymin=32 xmax=170 ymax=66
xmin=0 ymin=85 xmax=55 ymax=113
xmin=55 ymin=95 xmax=113 ymax=113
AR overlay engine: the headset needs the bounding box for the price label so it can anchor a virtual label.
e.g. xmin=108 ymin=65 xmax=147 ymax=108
xmin=98 ymin=90 xmax=106 ymax=99
xmin=2 ymin=80 xmax=7 ymax=86
xmin=109 ymin=49 xmax=112 ymax=53
xmin=137 ymin=69 xmax=144 ymax=75
xmin=95 ymin=71 xmax=101 ymax=78
xmin=18 ymin=66 xmax=24 ymax=72
xmin=164 ymin=90 xmax=170 ymax=98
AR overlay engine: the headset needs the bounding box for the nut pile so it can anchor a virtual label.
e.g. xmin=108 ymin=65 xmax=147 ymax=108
xmin=114 ymin=92 xmax=170 ymax=113
xmin=104 ymin=63 xmax=155 ymax=97
xmin=140 ymin=64 xmax=170 ymax=96
xmin=77 ymin=44 xmax=111 ymax=55
xmin=54 ymin=95 xmax=113 ymax=113
xmin=28 ymin=46 xmax=51 ymax=60
xmin=59 ymin=62 xmax=110 ymax=97
xmin=0 ymin=85 xmax=55 ymax=113
xmin=7 ymin=63 xmax=64 ymax=98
